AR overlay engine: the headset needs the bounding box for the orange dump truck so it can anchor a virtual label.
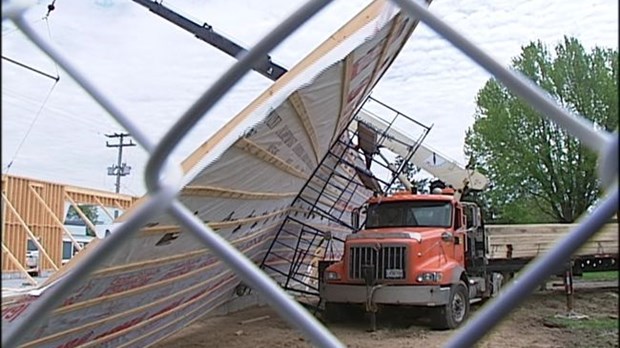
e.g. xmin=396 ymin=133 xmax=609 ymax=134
xmin=319 ymin=187 xmax=502 ymax=330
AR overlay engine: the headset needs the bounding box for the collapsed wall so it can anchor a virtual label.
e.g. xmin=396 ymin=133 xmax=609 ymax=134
xmin=1 ymin=1 xmax=433 ymax=347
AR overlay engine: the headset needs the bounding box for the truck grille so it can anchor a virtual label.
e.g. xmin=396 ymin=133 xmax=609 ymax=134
xmin=348 ymin=245 xmax=407 ymax=281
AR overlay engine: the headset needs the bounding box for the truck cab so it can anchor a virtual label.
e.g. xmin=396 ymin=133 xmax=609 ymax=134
xmin=320 ymin=188 xmax=493 ymax=329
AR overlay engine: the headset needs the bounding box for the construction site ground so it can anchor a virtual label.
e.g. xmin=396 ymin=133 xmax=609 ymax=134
xmin=155 ymin=278 xmax=619 ymax=348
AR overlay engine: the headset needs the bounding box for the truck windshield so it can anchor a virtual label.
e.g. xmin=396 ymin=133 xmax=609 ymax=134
xmin=365 ymin=201 xmax=453 ymax=228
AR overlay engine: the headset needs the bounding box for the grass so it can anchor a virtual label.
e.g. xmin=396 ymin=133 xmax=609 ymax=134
xmin=580 ymin=270 xmax=619 ymax=281
xmin=547 ymin=316 xmax=618 ymax=330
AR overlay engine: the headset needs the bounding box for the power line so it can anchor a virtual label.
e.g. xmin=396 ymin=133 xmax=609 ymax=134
xmin=44 ymin=5 xmax=61 ymax=78
xmin=2 ymin=1 xmax=60 ymax=81
xmin=3 ymin=81 xmax=59 ymax=175
xmin=1 ymin=55 xmax=60 ymax=82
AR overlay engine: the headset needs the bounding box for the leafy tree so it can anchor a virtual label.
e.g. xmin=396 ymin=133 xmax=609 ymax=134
xmin=465 ymin=36 xmax=618 ymax=223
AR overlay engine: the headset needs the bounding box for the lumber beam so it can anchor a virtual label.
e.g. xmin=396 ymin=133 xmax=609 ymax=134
xmin=2 ymin=243 xmax=37 ymax=286
xmin=64 ymin=193 xmax=98 ymax=237
xmin=486 ymin=223 xmax=619 ymax=260
xmin=1 ymin=192 xmax=59 ymax=271
xmin=93 ymin=196 xmax=115 ymax=221
xmin=28 ymin=185 xmax=82 ymax=252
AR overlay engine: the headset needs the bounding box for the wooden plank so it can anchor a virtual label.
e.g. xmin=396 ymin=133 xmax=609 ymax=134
xmin=181 ymin=185 xmax=297 ymax=200
xmin=1 ymin=192 xmax=59 ymax=271
xmin=93 ymin=196 xmax=116 ymax=221
xmin=234 ymin=138 xmax=309 ymax=179
xmin=239 ymin=315 xmax=270 ymax=325
xmin=487 ymin=223 xmax=619 ymax=259
xmin=1 ymin=243 xmax=37 ymax=286
xmin=29 ymin=185 xmax=82 ymax=252
xmin=486 ymin=223 xmax=617 ymax=235
xmin=331 ymin=55 xmax=354 ymax=145
xmin=64 ymin=186 xmax=135 ymax=204
xmin=64 ymin=193 xmax=98 ymax=236
xmin=289 ymin=92 xmax=321 ymax=163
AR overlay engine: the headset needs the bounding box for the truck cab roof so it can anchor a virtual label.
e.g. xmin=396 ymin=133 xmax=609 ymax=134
xmin=367 ymin=190 xmax=456 ymax=205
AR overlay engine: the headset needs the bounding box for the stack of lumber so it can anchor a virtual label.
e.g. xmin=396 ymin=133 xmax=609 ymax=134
xmin=486 ymin=223 xmax=618 ymax=260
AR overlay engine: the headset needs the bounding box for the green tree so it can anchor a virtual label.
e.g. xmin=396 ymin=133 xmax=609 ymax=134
xmin=465 ymin=36 xmax=618 ymax=223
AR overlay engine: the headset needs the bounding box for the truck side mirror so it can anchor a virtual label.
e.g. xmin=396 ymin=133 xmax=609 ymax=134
xmin=351 ymin=207 xmax=360 ymax=231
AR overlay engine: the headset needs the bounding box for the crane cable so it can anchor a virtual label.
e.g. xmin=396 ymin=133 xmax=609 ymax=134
xmin=3 ymin=0 xmax=61 ymax=175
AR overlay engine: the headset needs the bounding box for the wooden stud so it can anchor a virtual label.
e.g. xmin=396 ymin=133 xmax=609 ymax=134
xmin=234 ymin=138 xmax=309 ymax=179
xmin=64 ymin=193 xmax=98 ymax=237
xmin=28 ymin=185 xmax=82 ymax=252
xmin=93 ymin=196 xmax=115 ymax=222
xmin=181 ymin=185 xmax=297 ymax=200
xmin=1 ymin=242 xmax=37 ymax=286
xmin=2 ymin=192 xmax=59 ymax=271
xmin=289 ymin=92 xmax=321 ymax=163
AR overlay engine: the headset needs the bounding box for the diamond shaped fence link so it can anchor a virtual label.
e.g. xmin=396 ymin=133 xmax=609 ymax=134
xmin=2 ymin=0 xmax=617 ymax=347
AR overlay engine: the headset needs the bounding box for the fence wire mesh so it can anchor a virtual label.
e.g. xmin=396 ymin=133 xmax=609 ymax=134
xmin=2 ymin=0 xmax=618 ymax=347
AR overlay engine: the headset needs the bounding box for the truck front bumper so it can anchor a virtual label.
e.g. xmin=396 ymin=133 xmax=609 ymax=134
xmin=321 ymin=283 xmax=451 ymax=306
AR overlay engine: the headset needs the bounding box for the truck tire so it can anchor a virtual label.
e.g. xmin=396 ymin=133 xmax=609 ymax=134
xmin=431 ymin=281 xmax=469 ymax=330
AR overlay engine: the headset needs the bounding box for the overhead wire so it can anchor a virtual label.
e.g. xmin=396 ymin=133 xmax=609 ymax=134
xmin=3 ymin=81 xmax=59 ymax=175
xmin=2 ymin=89 xmax=109 ymax=134
xmin=3 ymin=0 xmax=61 ymax=175
xmin=44 ymin=19 xmax=60 ymax=79
xmin=2 ymin=1 xmax=60 ymax=79
xmin=43 ymin=0 xmax=60 ymax=78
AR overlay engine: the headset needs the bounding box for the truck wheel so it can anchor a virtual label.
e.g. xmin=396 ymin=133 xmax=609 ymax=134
xmin=431 ymin=281 xmax=469 ymax=330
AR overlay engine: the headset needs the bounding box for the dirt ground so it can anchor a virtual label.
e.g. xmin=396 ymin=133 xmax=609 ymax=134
xmin=154 ymin=282 xmax=618 ymax=348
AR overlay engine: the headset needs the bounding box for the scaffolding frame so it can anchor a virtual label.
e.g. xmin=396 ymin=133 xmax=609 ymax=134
xmin=260 ymin=95 xmax=432 ymax=303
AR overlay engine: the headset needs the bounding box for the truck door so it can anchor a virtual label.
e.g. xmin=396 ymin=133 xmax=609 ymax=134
xmin=453 ymin=206 xmax=466 ymax=265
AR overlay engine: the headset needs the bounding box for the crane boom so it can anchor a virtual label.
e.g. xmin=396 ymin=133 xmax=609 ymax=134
xmin=132 ymin=0 xmax=287 ymax=81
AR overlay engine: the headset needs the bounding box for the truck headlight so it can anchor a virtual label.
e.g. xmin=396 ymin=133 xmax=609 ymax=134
xmin=325 ymin=271 xmax=341 ymax=281
xmin=416 ymin=272 xmax=442 ymax=283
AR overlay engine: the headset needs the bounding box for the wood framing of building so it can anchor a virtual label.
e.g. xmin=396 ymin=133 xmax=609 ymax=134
xmin=1 ymin=174 xmax=137 ymax=277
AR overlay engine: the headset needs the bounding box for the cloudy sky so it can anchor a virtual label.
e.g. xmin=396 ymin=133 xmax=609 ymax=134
xmin=2 ymin=0 xmax=618 ymax=196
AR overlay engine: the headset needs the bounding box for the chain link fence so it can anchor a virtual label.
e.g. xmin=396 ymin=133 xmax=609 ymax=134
xmin=2 ymin=0 xmax=617 ymax=347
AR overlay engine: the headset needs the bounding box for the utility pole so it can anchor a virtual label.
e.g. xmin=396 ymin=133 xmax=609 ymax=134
xmin=105 ymin=132 xmax=136 ymax=194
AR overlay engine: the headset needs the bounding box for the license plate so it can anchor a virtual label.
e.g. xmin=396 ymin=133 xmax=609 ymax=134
xmin=385 ymin=269 xmax=403 ymax=278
